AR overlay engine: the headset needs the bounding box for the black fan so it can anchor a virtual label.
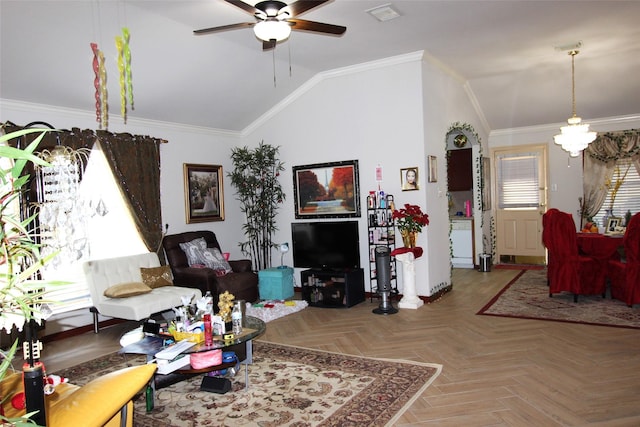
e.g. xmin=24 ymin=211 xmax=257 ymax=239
xmin=194 ymin=0 xmax=346 ymax=50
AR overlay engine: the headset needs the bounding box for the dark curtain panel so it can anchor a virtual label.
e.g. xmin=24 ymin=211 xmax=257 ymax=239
xmin=97 ymin=130 xmax=165 ymax=253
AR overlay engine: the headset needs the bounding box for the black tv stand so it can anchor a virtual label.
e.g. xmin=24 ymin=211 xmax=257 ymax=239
xmin=300 ymin=268 xmax=365 ymax=308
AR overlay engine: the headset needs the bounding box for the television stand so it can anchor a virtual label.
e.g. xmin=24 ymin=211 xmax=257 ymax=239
xmin=300 ymin=268 xmax=365 ymax=308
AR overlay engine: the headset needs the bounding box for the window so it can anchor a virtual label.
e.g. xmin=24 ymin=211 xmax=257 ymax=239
xmin=40 ymin=143 xmax=147 ymax=314
xmin=496 ymin=152 xmax=540 ymax=209
xmin=593 ymin=157 xmax=640 ymax=226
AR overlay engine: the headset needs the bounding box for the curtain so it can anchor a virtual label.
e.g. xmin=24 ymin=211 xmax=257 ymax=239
xmin=97 ymin=130 xmax=166 ymax=254
xmin=582 ymin=129 xmax=640 ymax=220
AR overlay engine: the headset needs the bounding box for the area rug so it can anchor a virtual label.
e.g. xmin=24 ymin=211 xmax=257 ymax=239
xmin=245 ymin=300 xmax=308 ymax=323
xmin=478 ymin=269 xmax=640 ymax=329
xmin=54 ymin=341 xmax=441 ymax=427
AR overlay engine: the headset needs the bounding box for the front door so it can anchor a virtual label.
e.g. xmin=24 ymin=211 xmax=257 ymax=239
xmin=494 ymin=145 xmax=547 ymax=264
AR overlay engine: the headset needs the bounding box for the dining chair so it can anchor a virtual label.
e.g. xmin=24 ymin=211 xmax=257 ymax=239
xmin=608 ymin=212 xmax=640 ymax=307
xmin=542 ymin=209 xmax=606 ymax=302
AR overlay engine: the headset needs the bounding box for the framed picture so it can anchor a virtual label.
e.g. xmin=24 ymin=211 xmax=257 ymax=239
xmin=292 ymin=160 xmax=360 ymax=219
xmin=400 ymin=167 xmax=419 ymax=191
xmin=184 ymin=163 xmax=224 ymax=223
xmin=605 ymin=217 xmax=622 ymax=235
xmin=428 ymin=156 xmax=438 ymax=183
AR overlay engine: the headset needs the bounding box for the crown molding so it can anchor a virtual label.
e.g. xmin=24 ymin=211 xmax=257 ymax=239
xmin=0 ymin=98 xmax=241 ymax=138
xmin=490 ymin=113 xmax=640 ymax=138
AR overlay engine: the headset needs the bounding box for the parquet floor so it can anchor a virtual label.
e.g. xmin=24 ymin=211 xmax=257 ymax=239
xmin=38 ymin=268 xmax=640 ymax=426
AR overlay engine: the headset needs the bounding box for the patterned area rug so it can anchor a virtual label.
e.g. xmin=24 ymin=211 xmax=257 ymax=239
xmin=478 ymin=269 xmax=640 ymax=329
xmin=54 ymin=341 xmax=441 ymax=427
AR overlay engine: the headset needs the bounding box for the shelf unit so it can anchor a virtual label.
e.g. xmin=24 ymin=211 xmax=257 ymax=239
xmin=366 ymin=193 xmax=398 ymax=300
xmin=300 ymin=268 xmax=365 ymax=308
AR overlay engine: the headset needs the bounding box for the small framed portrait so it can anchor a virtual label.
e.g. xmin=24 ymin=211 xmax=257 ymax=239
xmin=428 ymin=155 xmax=437 ymax=183
xmin=184 ymin=163 xmax=224 ymax=223
xmin=605 ymin=217 xmax=622 ymax=235
xmin=401 ymin=167 xmax=419 ymax=191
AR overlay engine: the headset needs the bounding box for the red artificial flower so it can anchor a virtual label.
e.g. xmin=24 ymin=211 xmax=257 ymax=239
xmin=392 ymin=204 xmax=430 ymax=233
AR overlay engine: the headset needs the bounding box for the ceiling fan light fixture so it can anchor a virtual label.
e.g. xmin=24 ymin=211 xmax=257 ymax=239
xmin=254 ymin=19 xmax=291 ymax=42
xmin=553 ymin=49 xmax=597 ymax=157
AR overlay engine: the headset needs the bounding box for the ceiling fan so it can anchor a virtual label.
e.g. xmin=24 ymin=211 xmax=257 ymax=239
xmin=194 ymin=0 xmax=346 ymax=50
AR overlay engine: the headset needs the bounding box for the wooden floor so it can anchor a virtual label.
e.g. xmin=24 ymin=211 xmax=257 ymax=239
xmin=35 ymin=268 xmax=640 ymax=426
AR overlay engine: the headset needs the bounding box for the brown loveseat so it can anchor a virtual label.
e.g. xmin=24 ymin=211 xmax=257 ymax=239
xmin=163 ymin=231 xmax=259 ymax=307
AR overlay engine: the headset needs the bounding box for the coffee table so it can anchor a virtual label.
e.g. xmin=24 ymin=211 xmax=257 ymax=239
xmin=119 ymin=316 xmax=266 ymax=405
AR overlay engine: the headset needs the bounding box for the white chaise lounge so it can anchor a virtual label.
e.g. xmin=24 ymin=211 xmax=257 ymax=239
xmin=84 ymin=252 xmax=202 ymax=332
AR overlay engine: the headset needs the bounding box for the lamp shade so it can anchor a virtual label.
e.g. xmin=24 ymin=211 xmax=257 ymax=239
xmin=253 ymin=20 xmax=291 ymax=42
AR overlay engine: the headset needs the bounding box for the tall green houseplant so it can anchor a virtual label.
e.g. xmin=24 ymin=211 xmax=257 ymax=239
xmin=229 ymin=142 xmax=285 ymax=271
xmin=0 ymin=127 xmax=58 ymax=426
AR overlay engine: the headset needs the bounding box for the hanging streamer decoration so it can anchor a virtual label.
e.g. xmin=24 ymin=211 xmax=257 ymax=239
xmin=115 ymin=35 xmax=126 ymax=123
xmin=98 ymin=49 xmax=108 ymax=129
xmin=122 ymin=28 xmax=134 ymax=112
xmin=90 ymin=43 xmax=101 ymax=126
xmin=90 ymin=43 xmax=108 ymax=129
xmin=116 ymin=28 xmax=134 ymax=123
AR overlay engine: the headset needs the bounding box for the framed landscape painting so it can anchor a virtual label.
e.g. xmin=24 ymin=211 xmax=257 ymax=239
xmin=184 ymin=163 xmax=224 ymax=223
xmin=292 ymin=160 xmax=360 ymax=219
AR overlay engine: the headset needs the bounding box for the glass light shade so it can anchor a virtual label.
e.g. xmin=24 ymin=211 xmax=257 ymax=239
xmin=553 ymin=116 xmax=597 ymax=157
xmin=253 ymin=20 xmax=291 ymax=42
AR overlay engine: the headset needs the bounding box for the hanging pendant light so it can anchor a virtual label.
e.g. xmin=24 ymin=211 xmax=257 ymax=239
xmin=554 ymin=50 xmax=597 ymax=157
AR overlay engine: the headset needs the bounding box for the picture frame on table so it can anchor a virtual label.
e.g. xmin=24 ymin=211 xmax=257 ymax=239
xmin=292 ymin=159 xmax=360 ymax=219
xmin=184 ymin=163 xmax=224 ymax=223
xmin=605 ymin=217 xmax=622 ymax=235
xmin=401 ymin=167 xmax=420 ymax=191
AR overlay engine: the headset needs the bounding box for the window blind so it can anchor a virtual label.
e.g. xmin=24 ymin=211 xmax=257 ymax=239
xmin=497 ymin=153 xmax=540 ymax=209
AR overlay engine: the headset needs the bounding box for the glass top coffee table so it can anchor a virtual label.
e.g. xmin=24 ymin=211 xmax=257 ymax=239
xmin=119 ymin=316 xmax=266 ymax=402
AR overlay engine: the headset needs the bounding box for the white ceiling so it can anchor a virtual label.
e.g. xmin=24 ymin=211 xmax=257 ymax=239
xmin=2 ymin=0 xmax=640 ymax=133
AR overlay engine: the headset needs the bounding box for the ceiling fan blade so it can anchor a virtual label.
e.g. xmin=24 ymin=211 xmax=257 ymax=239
xmin=284 ymin=0 xmax=329 ymax=16
xmin=263 ymin=39 xmax=277 ymax=50
xmin=193 ymin=22 xmax=255 ymax=35
xmin=288 ymin=19 xmax=346 ymax=35
xmin=224 ymin=0 xmax=260 ymax=15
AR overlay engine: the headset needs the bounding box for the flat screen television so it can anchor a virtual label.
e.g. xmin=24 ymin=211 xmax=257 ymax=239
xmin=291 ymin=221 xmax=360 ymax=270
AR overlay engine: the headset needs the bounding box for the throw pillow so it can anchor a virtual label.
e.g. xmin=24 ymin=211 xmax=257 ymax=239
xmin=179 ymin=237 xmax=208 ymax=266
xmin=104 ymin=282 xmax=152 ymax=298
xmin=201 ymin=247 xmax=233 ymax=273
xmin=140 ymin=265 xmax=174 ymax=289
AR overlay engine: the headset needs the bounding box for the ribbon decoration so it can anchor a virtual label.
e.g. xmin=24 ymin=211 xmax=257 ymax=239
xmin=122 ymin=28 xmax=134 ymax=111
xmin=115 ymin=35 xmax=126 ymax=123
xmin=98 ymin=49 xmax=108 ymax=129
xmin=90 ymin=43 xmax=108 ymax=129
xmin=90 ymin=43 xmax=101 ymax=126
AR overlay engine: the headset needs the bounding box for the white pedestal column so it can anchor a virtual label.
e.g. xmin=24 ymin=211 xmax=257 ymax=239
xmin=395 ymin=251 xmax=424 ymax=309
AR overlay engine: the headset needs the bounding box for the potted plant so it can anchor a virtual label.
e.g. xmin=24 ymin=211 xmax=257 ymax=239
xmin=392 ymin=204 xmax=430 ymax=248
xmin=228 ymin=142 xmax=285 ymax=271
xmin=0 ymin=127 xmax=58 ymax=425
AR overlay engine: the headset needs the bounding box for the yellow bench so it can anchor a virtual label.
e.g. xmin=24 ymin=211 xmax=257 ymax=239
xmin=1 ymin=363 xmax=156 ymax=427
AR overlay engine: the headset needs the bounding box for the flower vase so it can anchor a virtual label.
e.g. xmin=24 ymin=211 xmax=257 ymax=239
xmin=602 ymin=208 xmax=614 ymax=228
xmin=401 ymin=230 xmax=417 ymax=248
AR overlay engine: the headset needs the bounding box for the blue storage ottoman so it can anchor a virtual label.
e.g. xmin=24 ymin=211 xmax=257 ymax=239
xmin=258 ymin=267 xmax=294 ymax=300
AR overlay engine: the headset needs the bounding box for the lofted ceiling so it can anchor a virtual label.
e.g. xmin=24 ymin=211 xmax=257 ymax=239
xmin=2 ymin=0 xmax=640 ymax=133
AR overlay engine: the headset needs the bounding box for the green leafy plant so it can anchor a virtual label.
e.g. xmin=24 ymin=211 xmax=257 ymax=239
xmin=0 ymin=127 xmax=60 ymax=426
xmin=228 ymin=142 xmax=285 ymax=271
